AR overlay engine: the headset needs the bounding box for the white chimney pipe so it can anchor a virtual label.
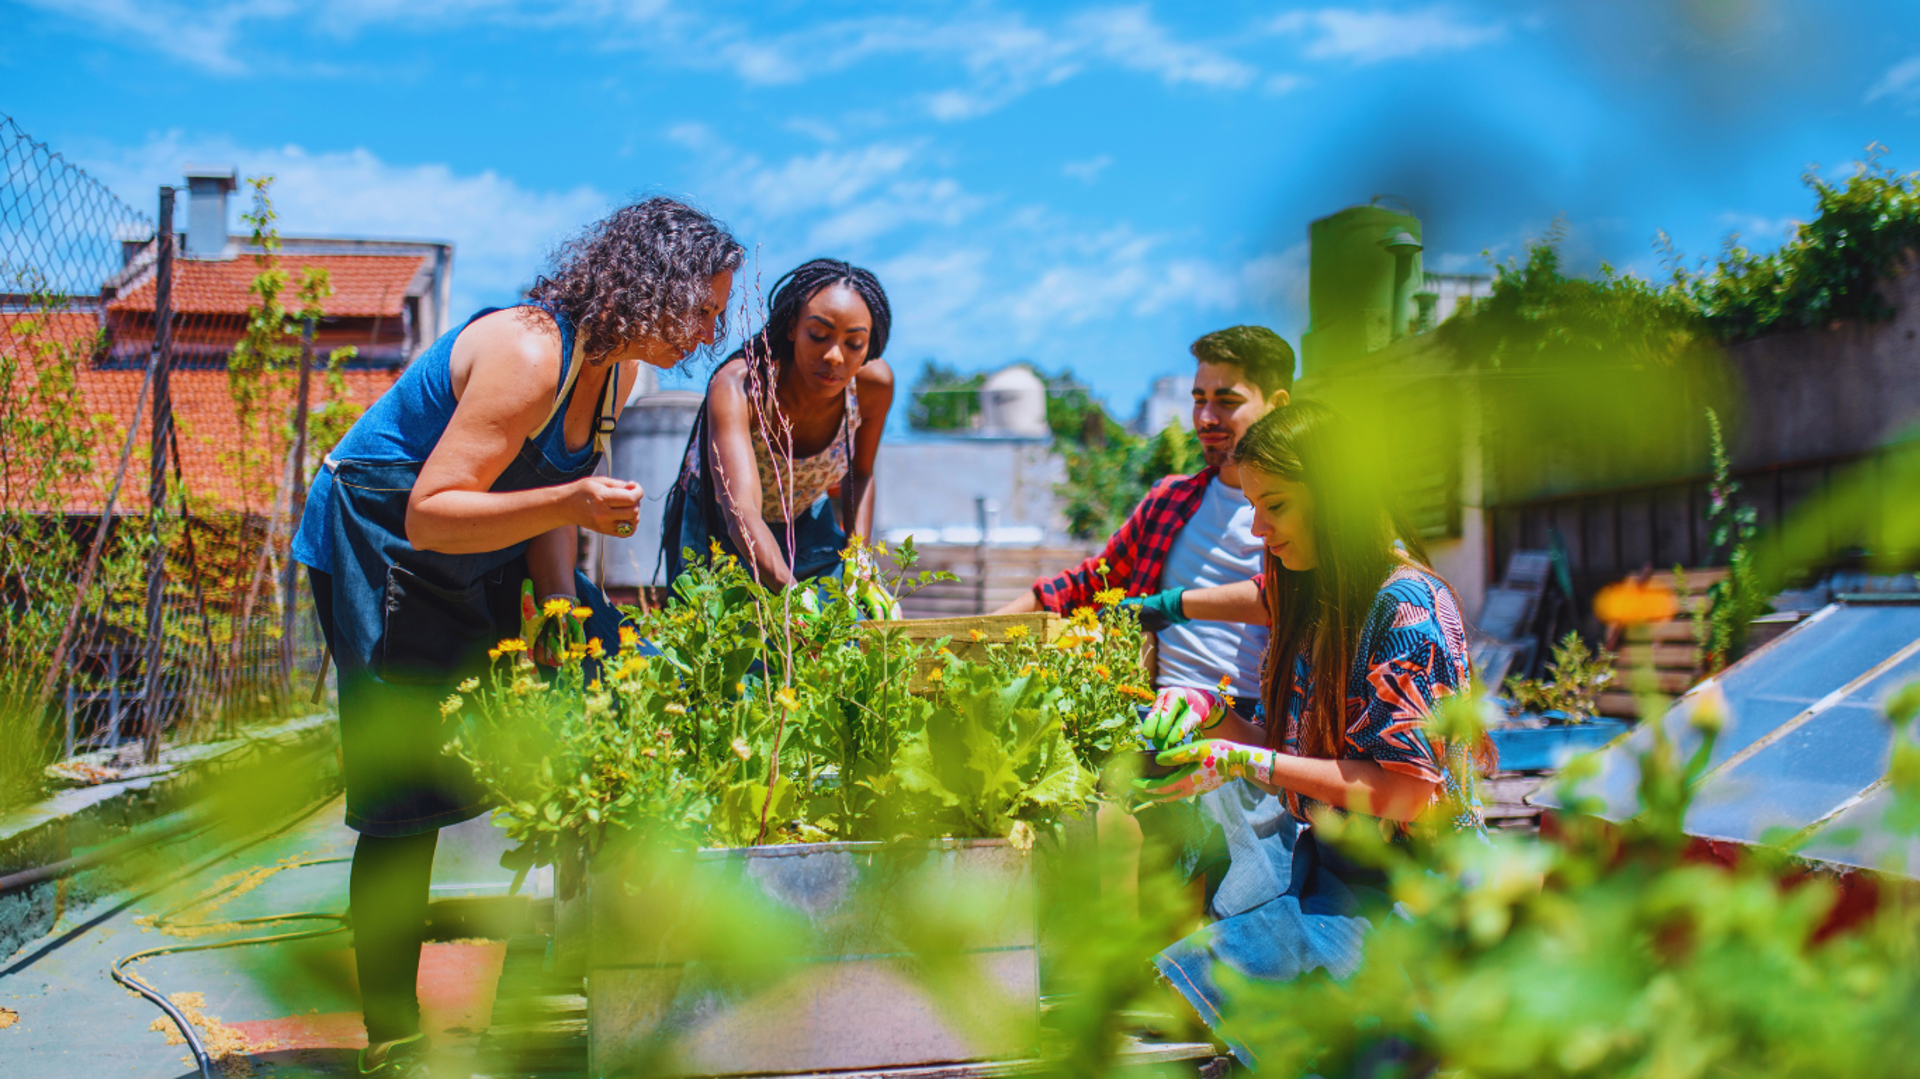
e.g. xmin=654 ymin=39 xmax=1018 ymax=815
xmin=181 ymin=165 xmax=238 ymax=259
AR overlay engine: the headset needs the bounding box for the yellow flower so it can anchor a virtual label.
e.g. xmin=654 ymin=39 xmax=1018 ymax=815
xmin=618 ymin=626 xmax=639 ymax=651
xmin=1017 ymin=664 xmax=1034 ymax=677
xmin=458 ymin=677 xmax=479 ymax=693
xmin=488 ymin=648 xmax=502 ymax=660
xmin=587 ymin=637 xmax=605 ymax=657
xmin=572 ymin=605 xmax=593 ymax=621
xmin=969 ymin=629 xmax=986 ymax=642
xmin=542 ymin=597 xmax=573 ymax=618
xmin=1117 ymin=684 xmax=1155 ymax=703
xmin=1070 ymin=606 xmax=1098 ymax=628
xmin=1095 ymin=558 xmax=1110 ymax=576
xmin=1094 ymin=664 xmax=1111 ymax=679
xmin=775 ymin=685 xmax=800 ymax=711
xmin=495 ymin=638 xmax=528 ymax=654
xmin=1094 ymin=587 xmax=1126 ymax=607
xmin=587 ymin=679 xmax=602 ymax=692
xmin=1217 ymin=675 xmax=1233 ymax=694
xmin=928 ymin=666 xmax=944 ymax=683
xmin=1005 ymin=624 xmax=1030 ymax=640
xmin=439 ymin=694 xmax=463 ymax=717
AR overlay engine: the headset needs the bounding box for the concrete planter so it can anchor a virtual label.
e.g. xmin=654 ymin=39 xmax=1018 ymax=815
xmin=586 ymin=838 xmax=1039 ymax=1078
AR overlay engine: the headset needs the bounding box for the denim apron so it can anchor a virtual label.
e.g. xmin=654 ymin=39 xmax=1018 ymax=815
xmin=320 ymin=308 xmax=626 ymax=837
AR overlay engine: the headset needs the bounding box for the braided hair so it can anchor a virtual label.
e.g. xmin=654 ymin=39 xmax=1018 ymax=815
xmin=527 ymin=197 xmax=744 ymax=364
xmin=743 ymin=258 xmax=892 ymax=371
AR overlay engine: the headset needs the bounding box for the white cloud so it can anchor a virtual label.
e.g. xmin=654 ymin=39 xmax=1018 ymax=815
xmin=22 ymin=0 xmax=1263 ymax=120
xmin=1866 ymin=55 xmax=1920 ymax=109
xmin=1269 ymin=6 xmax=1506 ymax=64
xmin=76 ymin=132 xmax=610 ymax=313
xmin=1716 ymin=211 xmax=1799 ymax=246
xmin=1062 ymin=155 xmax=1113 ymax=183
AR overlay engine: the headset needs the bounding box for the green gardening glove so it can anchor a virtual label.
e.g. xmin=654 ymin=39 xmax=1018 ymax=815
xmin=1120 ymin=588 xmax=1189 ymax=633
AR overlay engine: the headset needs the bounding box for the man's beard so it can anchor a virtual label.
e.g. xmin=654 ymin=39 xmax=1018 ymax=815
xmin=1199 ymin=431 xmax=1230 ymax=467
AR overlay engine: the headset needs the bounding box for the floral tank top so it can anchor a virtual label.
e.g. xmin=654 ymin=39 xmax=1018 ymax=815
xmin=751 ymin=384 xmax=860 ymax=523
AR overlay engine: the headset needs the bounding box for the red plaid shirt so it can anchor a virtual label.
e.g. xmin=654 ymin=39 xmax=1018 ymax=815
xmin=1033 ymin=467 xmax=1219 ymax=612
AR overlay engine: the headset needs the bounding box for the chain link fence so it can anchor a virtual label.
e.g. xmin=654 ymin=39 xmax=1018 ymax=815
xmin=1 ymin=113 xmax=326 ymax=794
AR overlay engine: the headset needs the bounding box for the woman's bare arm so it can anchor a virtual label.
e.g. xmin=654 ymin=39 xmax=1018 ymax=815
xmin=406 ymin=312 xmax=640 ymax=553
xmin=846 ymin=360 xmax=894 ymax=542
xmin=1181 ymin=578 xmax=1269 ymax=624
xmin=1252 ymin=755 xmax=1439 ymax=823
xmin=706 ymin=364 xmax=799 ymax=587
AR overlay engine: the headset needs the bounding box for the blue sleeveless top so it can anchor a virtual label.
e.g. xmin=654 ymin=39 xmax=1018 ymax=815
xmin=291 ymin=304 xmax=616 ymax=574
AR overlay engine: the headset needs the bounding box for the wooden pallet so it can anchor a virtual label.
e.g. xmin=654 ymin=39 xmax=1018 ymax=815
xmin=1596 ymin=568 xmax=1725 ymax=719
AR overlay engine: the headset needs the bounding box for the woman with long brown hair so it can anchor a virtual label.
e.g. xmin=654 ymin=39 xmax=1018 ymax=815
xmin=1132 ymin=400 xmax=1484 ymax=1064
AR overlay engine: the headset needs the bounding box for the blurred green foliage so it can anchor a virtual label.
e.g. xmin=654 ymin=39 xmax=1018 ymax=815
xmin=1502 ymin=631 xmax=1616 ymax=721
xmin=1701 ymin=408 xmax=1766 ymax=672
xmin=906 ymin=360 xmax=984 ymax=431
xmin=1226 ymin=688 xmax=1920 ymax=1077
xmin=1057 ymin=421 xmax=1204 ymax=541
xmin=1684 ymin=147 xmax=1920 ymax=340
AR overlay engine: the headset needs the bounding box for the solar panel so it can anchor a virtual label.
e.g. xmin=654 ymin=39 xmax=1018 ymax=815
xmin=1543 ymin=603 xmax=1920 ymax=823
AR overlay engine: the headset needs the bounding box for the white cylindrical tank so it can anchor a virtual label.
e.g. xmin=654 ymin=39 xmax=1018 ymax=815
xmin=978 ymin=364 xmax=1049 ymax=438
xmin=603 ymin=389 xmax=703 ymax=588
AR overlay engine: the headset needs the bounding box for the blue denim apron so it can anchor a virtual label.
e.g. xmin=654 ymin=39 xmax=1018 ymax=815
xmin=319 ymin=307 xmax=626 ymax=836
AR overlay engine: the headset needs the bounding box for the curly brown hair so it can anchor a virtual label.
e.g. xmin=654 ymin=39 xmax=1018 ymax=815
xmin=526 ymin=197 xmax=744 ymax=364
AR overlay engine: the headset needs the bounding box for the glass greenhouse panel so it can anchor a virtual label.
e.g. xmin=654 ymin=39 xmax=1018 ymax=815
xmin=1550 ymin=604 xmax=1920 ymax=821
xmin=1798 ymin=785 xmax=1920 ymax=877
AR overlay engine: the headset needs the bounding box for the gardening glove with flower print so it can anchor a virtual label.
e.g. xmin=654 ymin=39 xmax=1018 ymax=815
xmin=1140 ymin=687 xmax=1225 ymax=750
xmin=1130 ymin=738 xmax=1277 ymax=808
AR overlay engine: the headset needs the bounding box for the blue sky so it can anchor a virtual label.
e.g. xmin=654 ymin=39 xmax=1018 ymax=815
xmin=5 ymin=0 xmax=1920 ymax=428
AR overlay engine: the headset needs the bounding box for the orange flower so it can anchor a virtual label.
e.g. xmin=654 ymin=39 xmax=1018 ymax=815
xmin=1593 ymin=578 xmax=1679 ymax=626
xmin=1116 ymin=684 xmax=1155 ymax=703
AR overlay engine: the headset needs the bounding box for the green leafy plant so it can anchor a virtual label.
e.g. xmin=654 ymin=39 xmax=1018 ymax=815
xmin=1700 ymin=407 xmax=1765 ymax=673
xmin=894 ymin=662 xmax=1095 ymax=841
xmin=1502 ymin=631 xmax=1616 ymax=722
xmin=451 ymin=539 xmax=1114 ymax=873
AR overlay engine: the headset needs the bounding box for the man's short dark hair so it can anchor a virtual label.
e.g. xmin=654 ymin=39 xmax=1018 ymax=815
xmin=1190 ymin=325 xmax=1295 ymax=398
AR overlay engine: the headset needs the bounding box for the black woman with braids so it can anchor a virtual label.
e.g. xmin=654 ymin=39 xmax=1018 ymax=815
xmin=664 ymin=258 xmax=895 ymax=588
xmin=290 ymin=197 xmax=741 ymax=1078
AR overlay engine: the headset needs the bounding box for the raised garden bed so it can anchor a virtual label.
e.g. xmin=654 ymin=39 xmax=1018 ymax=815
xmin=587 ymin=839 xmax=1037 ymax=1077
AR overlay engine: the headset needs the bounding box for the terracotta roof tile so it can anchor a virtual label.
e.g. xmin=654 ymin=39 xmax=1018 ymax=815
xmin=29 ymin=367 xmax=401 ymax=515
xmin=110 ymin=254 xmax=425 ymax=319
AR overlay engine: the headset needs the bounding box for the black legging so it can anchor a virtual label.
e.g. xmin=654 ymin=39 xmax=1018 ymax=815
xmin=310 ymin=568 xmax=441 ymax=1045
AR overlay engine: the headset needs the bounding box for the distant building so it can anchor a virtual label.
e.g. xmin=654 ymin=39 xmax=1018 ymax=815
xmin=1133 ymin=374 xmax=1187 ymax=435
xmin=7 ymin=165 xmax=455 ymax=514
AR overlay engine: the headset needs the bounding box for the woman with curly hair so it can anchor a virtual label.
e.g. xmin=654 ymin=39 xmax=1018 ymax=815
xmin=1131 ymin=401 xmax=1486 ymax=1067
xmin=663 ymin=258 xmax=894 ymax=587
xmin=289 ymin=197 xmax=742 ymax=1077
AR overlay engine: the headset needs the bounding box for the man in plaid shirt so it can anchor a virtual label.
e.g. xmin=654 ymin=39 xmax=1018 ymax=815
xmin=997 ymin=326 xmax=1289 ymax=707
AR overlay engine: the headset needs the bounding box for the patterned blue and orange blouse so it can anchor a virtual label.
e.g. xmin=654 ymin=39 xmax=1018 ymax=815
xmin=1278 ymin=562 xmax=1485 ymax=832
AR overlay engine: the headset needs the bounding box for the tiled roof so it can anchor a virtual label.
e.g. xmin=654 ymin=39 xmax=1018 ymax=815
xmin=109 ymin=254 xmax=426 ymax=318
xmin=2 ymin=362 xmax=399 ymax=515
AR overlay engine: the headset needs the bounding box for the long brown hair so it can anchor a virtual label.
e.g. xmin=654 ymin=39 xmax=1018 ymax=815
xmin=1232 ymin=401 xmax=1433 ymax=758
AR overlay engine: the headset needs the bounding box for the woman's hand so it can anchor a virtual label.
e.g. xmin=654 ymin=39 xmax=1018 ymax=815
xmin=1140 ymin=688 xmax=1225 ymax=749
xmin=571 ymin=476 xmax=643 ymax=537
xmin=1131 ymin=738 xmax=1278 ymax=807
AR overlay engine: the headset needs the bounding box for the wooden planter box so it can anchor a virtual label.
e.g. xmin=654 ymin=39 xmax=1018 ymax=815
xmin=865 ymin=612 xmax=1065 ymax=692
xmin=585 ymin=839 xmax=1039 ymax=1077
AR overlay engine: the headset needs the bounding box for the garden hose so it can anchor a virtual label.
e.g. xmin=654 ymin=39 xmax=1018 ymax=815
xmin=96 ymin=793 xmax=351 ymax=1079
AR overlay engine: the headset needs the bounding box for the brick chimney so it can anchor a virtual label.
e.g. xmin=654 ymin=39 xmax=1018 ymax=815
xmin=181 ymin=165 xmax=238 ymax=259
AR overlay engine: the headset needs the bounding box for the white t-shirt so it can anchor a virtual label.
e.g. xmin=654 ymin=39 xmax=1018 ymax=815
xmin=1154 ymin=476 xmax=1268 ymax=699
